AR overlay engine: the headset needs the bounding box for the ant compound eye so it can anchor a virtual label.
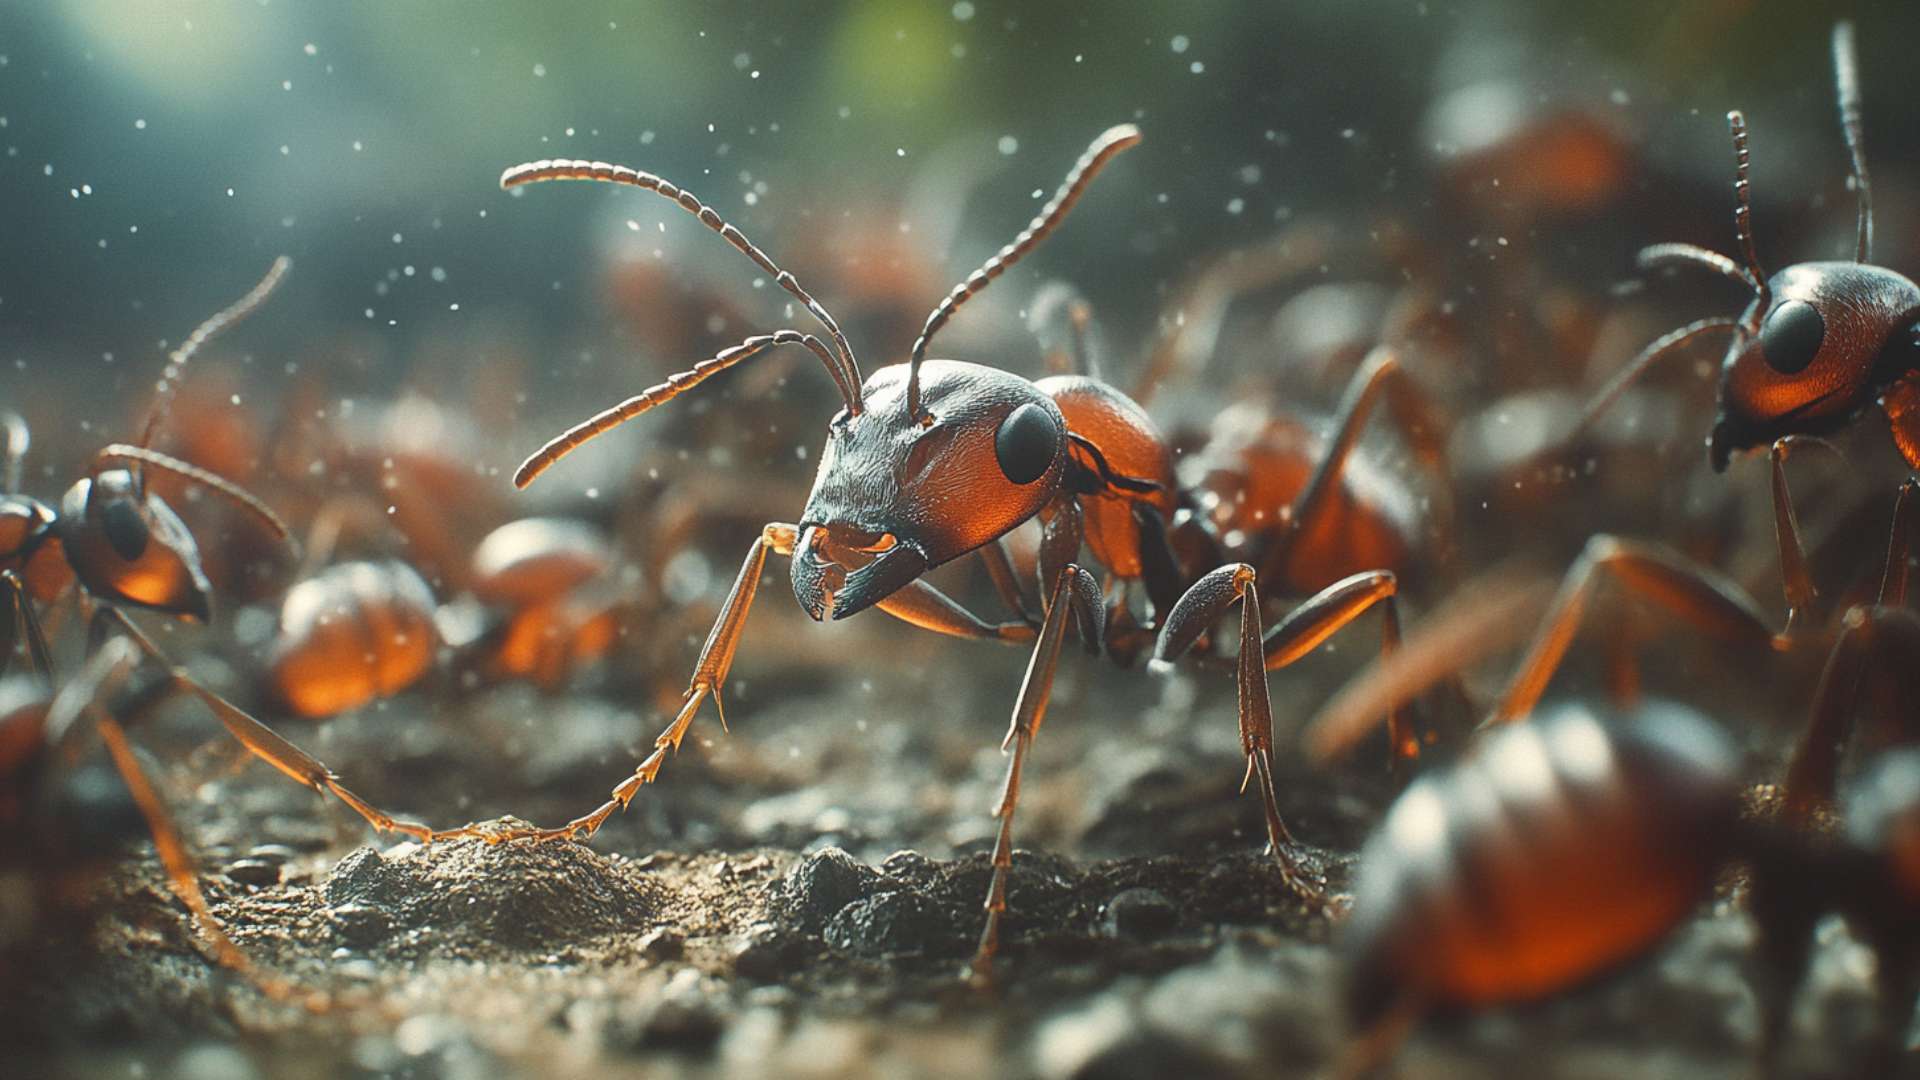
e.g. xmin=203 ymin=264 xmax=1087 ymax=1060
xmin=994 ymin=402 xmax=1060 ymax=485
xmin=99 ymin=494 xmax=151 ymax=562
xmin=1759 ymin=300 xmax=1824 ymax=375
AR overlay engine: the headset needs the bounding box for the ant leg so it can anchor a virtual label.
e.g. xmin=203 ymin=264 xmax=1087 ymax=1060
xmin=1781 ymin=604 xmax=1920 ymax=822
xmin=978 ymin=537 xmax=1040 ymax=626
xmin=1132 ymin=219 xmax=1340 ymax=405
xmin=435 ymin=523 xmax=802 ymax=844
xmin=1 ymin=570 xmax=53 ymax=682
xmin=1153 ymin=564 xmax=1322 ymax=901
xmin=970 ymin=563 xmax=1104 ymax=985
xmin=1304 ymin=566 xmax=1555 ymax=763
xmin=1876 ymin=477 xmax=1918 ymax=605
xmin=1258 ymin=570 xmax=1418 ymax=771
xmin=93 ymin=605 xmax=440 ymax=843
xmin=876 ymin=579 xmax=1038 ymax=644
xmin=55 ymin=639 xmax=329 ymax=1012
xmin=1768 ymin=437 xmax=1828 ymax=632
xmin=1491 ymin=536 xmax=1778 ymax=725
xmin=1132 ymin=502 xmax=1189 ymax=622
xmin=1272 ymin=349 xmax=1442 ymax=579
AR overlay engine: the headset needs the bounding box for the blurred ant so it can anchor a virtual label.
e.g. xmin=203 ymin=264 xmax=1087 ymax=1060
xmin=260 ymin=496 xmax=442 ymax=719
xmin=1583 ymin=22 xmax=1918 ymax=476
xmin=0 ymin=259 xmax=443 ymax=920
xmin=1334 ymin=702 xmax=1918 ymax=1077
xmin=454 ymin=123 xmax=1439 ymax=982
xmin=264 ymin=504 xmax=631 ymax=719
xmin=1306 ymin=569 xmax=1919 ymax=1075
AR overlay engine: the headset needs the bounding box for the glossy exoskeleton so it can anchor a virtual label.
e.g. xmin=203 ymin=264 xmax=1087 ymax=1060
xmin=1 ymin=259 xmax=442 ymax=883
xmin=449 ymin=123 xmax=1436 ymax=982
xmin=1340 ymin=700 xmax=1918 ymax=1076
xmin=1585 ymin=22 xmax=1920 ymax=475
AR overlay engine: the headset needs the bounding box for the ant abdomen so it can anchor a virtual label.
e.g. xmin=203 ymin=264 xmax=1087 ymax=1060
xmin=1344 ymin=702 xmax=1741 ymax=1028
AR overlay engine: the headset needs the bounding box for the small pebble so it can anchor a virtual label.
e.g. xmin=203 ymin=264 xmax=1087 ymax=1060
xmin=224 ymin=859 xmax=282 ymax=888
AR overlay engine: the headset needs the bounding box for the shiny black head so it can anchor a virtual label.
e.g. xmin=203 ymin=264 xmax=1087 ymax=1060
xmin=790 ymin=360 xmax=1067 ymax=620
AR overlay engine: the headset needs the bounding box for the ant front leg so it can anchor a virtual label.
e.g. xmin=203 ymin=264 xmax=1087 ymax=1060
xmin=92 ymin=605 xmax=440 ymax=844
xmin=1152 ymin=564 xmax=1324 ymax=904
xmin=444 ymin=523 xmax=1050 ymax=847
xmin=440 ymin=522 xmax=802 ymax=844
xmin=970 ymin=561 xmax=1104 ymax=986
xmin=1 ymin=569 xmax=53 ymax=682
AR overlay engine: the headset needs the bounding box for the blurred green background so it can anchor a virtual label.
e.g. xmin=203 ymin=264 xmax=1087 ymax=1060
xmin=4 ymin=0 xmax=1917 ymax=448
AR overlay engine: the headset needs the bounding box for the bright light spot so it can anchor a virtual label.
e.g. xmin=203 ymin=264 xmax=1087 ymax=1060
xmin=1170 ymin=35 xmax=1190 ymax=54
xmin=133 ymin=118 xmax=146 ymax=130
xmin=997 ymin=135 xmax=1018 ymax=155
xmin=532 ymin=63 xmax=547 ymax=77
xmin=952 ymin=1 xmax=975 ymax=21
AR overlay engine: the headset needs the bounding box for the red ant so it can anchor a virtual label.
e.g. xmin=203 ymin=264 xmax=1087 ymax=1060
xmin=1582 ymin=22 xmax=1918 ymax=478
xmin=0 ymin=261 xmax=448 ymax=1002
xmin=449 ymin=124 xmax=1439 ymax=982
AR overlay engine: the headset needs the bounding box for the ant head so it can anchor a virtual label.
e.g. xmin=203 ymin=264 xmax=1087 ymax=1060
xmin=1710 ymin=262 xmax=1920 ymax=469
xmin=790 ymin=360 xmax=1066 ymax=621
xmin=56 ymin=470 xmax=213 ymax=622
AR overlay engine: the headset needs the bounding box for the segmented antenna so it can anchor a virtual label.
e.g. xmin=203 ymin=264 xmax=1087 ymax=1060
xmin=1727 ymin=111 xmax=1771 ymax=322
xmin=0 ymin=410 xmax=27 ymax=493
xmin=906 ymin=124 xmax=1142 ymax=418
xmin=96 ymin=444 xmax=294 ymax=546
xmin=140 ymin=256 xmax=291 ymax=450
xmin=1575 ymin=316 xmax=1742 ymax=437
xmin=514 ymin=330 xmax=838 ymax=488
xmin=1636 ymin=243 xmax=1758 ymax=291
xmin=1831 ymin=21 xmax=1872 ymax=262
xmin=500 ymin=159 xmax=863 ymax=415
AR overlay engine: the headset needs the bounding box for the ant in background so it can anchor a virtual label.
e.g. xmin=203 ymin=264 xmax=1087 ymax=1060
xmin=2 ymin=259 xmax=452 ymax=999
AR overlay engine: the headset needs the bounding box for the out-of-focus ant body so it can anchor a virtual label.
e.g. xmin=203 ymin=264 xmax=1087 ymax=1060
xmin=456 ymin=123 xmax=1444 ymax=981
xmin=0 ymin=260 xmax=458 ymax=1008
xmin=1586 ymin=23 xmax=1919 ymax=477
xmin=263 ymin=507 xmax=629 ymax=719
xmin=1333 ymin=698 xmax=1918 ymax=1076
xmin=1306 ymin=552 xmax=1920 ymax=1075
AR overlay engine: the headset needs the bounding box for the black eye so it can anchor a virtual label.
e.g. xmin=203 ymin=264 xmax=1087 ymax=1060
xmin=994 ymin=403 xmax=1059 ymax=485
xmin=1758 ymin=300 xmax=1824 ymax=375
xmin=99 ymin=493 xmax=151 ymax=562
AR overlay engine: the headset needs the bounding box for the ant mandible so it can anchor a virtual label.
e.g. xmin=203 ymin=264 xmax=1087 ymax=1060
xmin=463 ymin=124 xmax=1423 ymax=981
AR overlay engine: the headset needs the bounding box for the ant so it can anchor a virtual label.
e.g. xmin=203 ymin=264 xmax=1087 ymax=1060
xmin=0 ymin=260 xmax=447 ymax=986
xmin=451 ymin=123 xmax=1438 ymax=981
xmin=1332 ymin=692 xmax=1918 ymax=1077
xmin=1582 ymin=22 xmax=1919 ymax=478
xmin=1300 ymin=21 xmax=1920 ymax=796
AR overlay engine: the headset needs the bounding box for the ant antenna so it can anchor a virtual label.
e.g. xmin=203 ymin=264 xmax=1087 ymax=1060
xmin=1636 ymin=243 xmax=1759 ymax=292
xmin=1831 ymin=21 xmax=1873 ymax=263
xmin=95 ymin=444 xmax=294 ymax=548
xmin=513 ymin=330 xmax=842 ymax=488
xmin=499 ymin=159 xmax=864 ymax=415
xmin=906 ymin=124 xmax=1141 ymax=419
xmin=140 ymin=256 xmax=291 ymax=451
xmin=1574 ymin=316 xmax=1742 ymax=437
xmin=1728 ymin=111 xmax=1771 ymax=323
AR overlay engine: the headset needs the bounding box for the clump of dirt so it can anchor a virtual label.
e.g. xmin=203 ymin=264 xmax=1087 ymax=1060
xmin=316 ymin=820 xmax=662 ymax=957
